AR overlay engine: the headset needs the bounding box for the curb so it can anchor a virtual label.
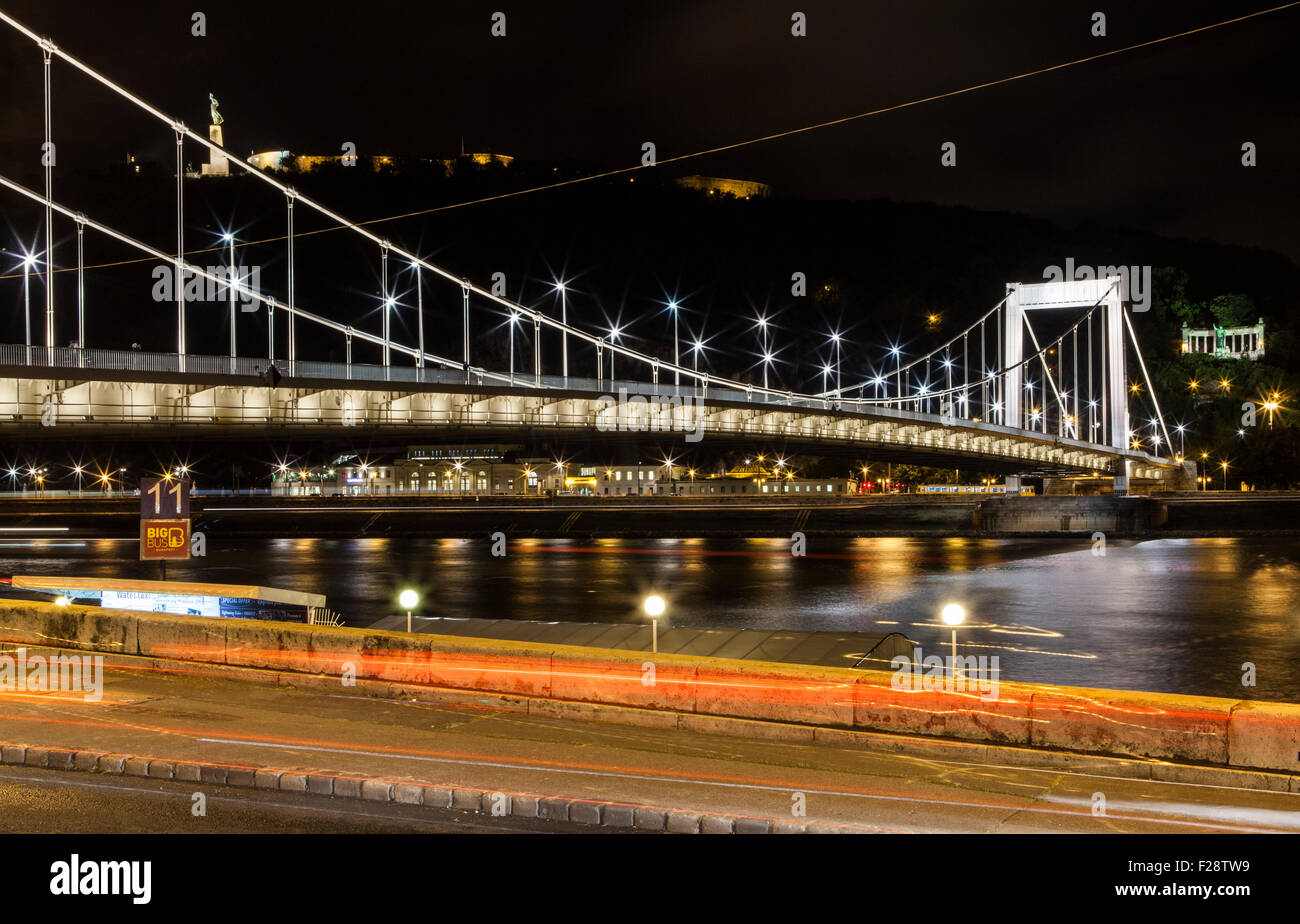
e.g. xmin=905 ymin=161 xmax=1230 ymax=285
xmin=0 ymin=742 xmax=870 ymax=834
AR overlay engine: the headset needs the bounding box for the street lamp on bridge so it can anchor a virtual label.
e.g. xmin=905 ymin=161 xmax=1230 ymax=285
xmin=689 ymin=334 xmax=708 ymax=395
xmin=606 ymin=323 xmax=623 ymax=381
xmin=753 ymin=313 xmax=770 ymax=389
xmin=553 ymin=280 xmax=568 ymax=382
xmin=221 ymin=231 xmax=237 ymax=369
xmin=507 ymin=309 xmax=521 ymax=384
xmin=828 ymin=330 xmax=843 ymax=395
xmin=667 ymin=299 xmax=680 ymax=387
xmin=18 ymin=250 xmax=38 ymax=363
xmin=889 ymin=345 xmax=902 ymax=408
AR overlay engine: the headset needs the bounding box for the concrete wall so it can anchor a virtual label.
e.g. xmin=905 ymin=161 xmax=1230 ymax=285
xmin=1 ymin=600 xmax=1296 ymax=773
xmin=975 ymin=495 xmax=1162 ymax=536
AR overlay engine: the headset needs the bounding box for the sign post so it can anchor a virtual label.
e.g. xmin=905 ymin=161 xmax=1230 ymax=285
xmin=139 ymin=477 xmax=191 ymax=577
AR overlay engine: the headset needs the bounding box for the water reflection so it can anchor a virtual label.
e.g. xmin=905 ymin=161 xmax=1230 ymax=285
xmin=2 ymin=535 xmax=1296 ymax=702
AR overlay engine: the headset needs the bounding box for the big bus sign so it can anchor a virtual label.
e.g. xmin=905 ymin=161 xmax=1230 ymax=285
xmin=139 ymin=477 xmax=191 ymax=561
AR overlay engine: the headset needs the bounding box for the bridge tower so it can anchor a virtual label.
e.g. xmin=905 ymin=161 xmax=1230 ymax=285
xmin=1004 ymin=276 xmax=1129 ymax=492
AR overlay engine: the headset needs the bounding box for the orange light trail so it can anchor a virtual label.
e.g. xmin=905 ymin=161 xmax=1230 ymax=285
xmin=0 ymin=714 xmax=1285 ymax=832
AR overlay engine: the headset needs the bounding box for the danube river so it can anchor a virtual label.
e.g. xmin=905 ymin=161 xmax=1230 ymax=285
xmin=4 ymin=535 xmax=1297 ymax=701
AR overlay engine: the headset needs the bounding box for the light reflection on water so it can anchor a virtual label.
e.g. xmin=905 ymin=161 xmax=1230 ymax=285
xmin=3 ymin=535 xmax=1297 ymax=702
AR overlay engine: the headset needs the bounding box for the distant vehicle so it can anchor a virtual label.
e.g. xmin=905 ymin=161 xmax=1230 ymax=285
xmin=917 ymin=484 xmax=1033 ymax=495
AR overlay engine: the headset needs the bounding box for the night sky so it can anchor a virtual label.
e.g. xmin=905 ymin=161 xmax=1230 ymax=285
xmin=2 ymin=0 xmax=1297 ymax=261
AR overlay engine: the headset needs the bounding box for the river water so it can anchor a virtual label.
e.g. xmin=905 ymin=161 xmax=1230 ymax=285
xmin=4 ymin=535 xmax=1297 ymax=702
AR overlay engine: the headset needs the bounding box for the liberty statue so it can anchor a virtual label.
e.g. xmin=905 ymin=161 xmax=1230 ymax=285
xmin=209 ymin=93 xmax=224 ymax=126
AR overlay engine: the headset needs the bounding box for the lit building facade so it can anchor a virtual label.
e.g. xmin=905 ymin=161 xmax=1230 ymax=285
xmin=271 ymin=449 xmax=856 ymax=499
xmin=674 ymin=175 xmax=772 ymax=199
xmin=248 ymin=151 xmax=511 ymax=175
xmin=1181 ymin=320 xmax=1265 ymax=360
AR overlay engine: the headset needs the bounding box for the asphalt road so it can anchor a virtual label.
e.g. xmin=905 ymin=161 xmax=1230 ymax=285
xmin=0 ymin=765 xmax=607 ymax=833
xmin=0 ymin=650 xmax=1297 ymax=833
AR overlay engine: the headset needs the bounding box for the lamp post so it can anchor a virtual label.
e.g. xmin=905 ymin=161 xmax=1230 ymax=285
xmin=22 ymin=253 xmax=36 ymax=364
xmin=690 ymin=336 xmax=705 ymax=397
xmin=1263 ymin=394 xmax=1280 ymax=428
xmin=399 ymin=588 xmax=419 ymax=633
xmin=223 ymin=232 xmax=237 ymax=369
xmin=754 ymin=314 xmax=770 ymax=391
xmin=555 ymin=281 xmax=568 ymax=382
xmin=891 ymin=346 xmax=902 ymax=409
xmin=941 ymin=602 xmax=966 ymax=684
xmin=413 ymin=261 xmax=425 ymax=371
xmin=508 ymin=310 xmax=520 ymax=383
xmin=643 ymin=594 xmax=666 ymax=653
xmin=829 ymin=331 xmax=842 ymax=395
xmin=1221 ymin=461 xmax=1229 ymax=492
xmin=607 ymin=324 xmax=622 ymax=381
xmin=668 ymin=300 xmax=680 ymax=387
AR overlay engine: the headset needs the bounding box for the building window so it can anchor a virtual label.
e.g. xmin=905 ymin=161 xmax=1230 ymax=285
xmin=477 ymin=471 xmax=488 ymax=491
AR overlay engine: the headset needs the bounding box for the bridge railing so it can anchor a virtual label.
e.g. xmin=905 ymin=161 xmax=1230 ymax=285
xmin=0 ymin=344 xmax=1166 ymax=470
xmin=0 ymin=342 xmax=1118 ymax=442
xmin=0 ymin=343 xmax=843 ymax=409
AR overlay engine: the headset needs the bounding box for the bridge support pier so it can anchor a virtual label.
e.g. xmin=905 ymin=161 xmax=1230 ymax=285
xmin=1113 ymin=460 xmax=1130 ymax=496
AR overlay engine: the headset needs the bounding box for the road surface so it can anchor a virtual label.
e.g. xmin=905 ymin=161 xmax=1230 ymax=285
xmin=0 ymin=650 xmax=1296 ymax=833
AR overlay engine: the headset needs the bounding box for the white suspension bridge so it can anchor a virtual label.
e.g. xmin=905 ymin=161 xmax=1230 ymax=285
xmin=0 ymin=8 xmax=1186 ymax=490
